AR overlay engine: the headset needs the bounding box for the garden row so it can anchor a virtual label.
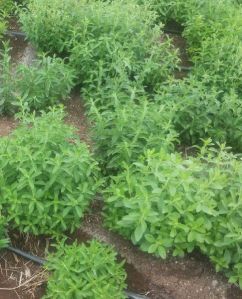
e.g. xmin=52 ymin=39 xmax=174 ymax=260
xmin=1 ymin=0 xmax=242 ymax=297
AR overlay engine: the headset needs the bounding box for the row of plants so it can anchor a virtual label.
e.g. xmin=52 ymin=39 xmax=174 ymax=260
xmin=16 ymin=0 xmax=242 ymax=290
xmin=0 ymin=0 xmax=14 ymax=38
xmin=0 ymin=43 xmax=75 ymax=114
xmin=0 ymin=106 xmax=128 ymax=297
xmin=104 ymin=144 xmax=242 ymax=286
xmin=0 ymin=1 xmax=133 ymax=298
xmin=180 ymin=0 xmax=242 ymax=94
xmin=1 ymin=0 xmax=242 ymax=296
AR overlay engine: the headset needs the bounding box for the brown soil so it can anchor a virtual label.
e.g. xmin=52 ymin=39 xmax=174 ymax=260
xmin=0 ymin=250 xmax=47 ymax=299
xmin=65 ymin=90 xmax=92 ymax=146
xmin=169 ymin=33 xmax=193 ymax=79
xmin=0 ymin=117 xmax=17 ymax=137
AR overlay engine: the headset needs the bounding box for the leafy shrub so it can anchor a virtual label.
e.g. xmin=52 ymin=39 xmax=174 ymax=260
xmin=139 ymin=0 xmax=242 ymax=92
xmin=89 ymin=98 xmax=177 ymax=174
xmin=15 ymin=55 xmax=76 ymax=110
xmin=136 ymin=0 xmax=190 ymax=22
xmin=44 ymin=240 xmax=127 ymax=299
xmin=0 ymin=0 xmax=15 ymax=37
xmin=0 ymin=107 xmax=100 ymax=235
xmin=20 ymin=0 xmax=82 ymax=54
xmin=157 ymin=77 xmax=242 ymax=150
xmin=0 ymin=44 xmax=76 ymax=114
xmin=69 ymin=0 xmax=178 ymax=89
xmin=0 ymin=0 xmax=15 ymax=14
xmin=104 ymin=144 xmax=242 ymax=286
xmin=181 ymin=0 xmax=242 ymax=53
xmin=0 ymin=17 xmax=6 ymax=38
xmin=20 ymin=0 xmax=179 ymax=92
xmin=191 ymin=36 xmax=242 ymax=93
xmin=0 ymin=43 xmax=14 ymax=114
xmin=0 ymin=215 xmax=8 ymax=248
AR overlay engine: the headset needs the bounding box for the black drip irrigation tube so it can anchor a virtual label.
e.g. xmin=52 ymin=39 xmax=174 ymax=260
xmin=4 ymin=30 xmax=26 ymax=38
xmin=7 ymin=246 xmax=149 ymax=299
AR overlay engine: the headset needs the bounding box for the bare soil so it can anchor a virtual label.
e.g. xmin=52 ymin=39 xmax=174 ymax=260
xmin=65 ymin=90 xmax=92 ymax=145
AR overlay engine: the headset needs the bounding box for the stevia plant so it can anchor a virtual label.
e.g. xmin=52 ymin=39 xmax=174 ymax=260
xmin=0 ymin=0 xmax=15 ymax=14
xmin=103 ymin=142 xmax=242 ymax=287
xmin=15 ymin=55 xmax=76 ymax=110
xmin=191 ymin=35 xmax=242 ymax=93
xmin=89 ymin=98 xmax=178 ymax=174
xmin=44 ymin=240 xmax=127 ymax=299
xmin=156 ymin=76 xmax=242 ymax=151
xmin=0 ymin=214 xmax=8 ymax=249
xmin=0 ymin=0 xmax=15 ymax=38
xmin=0 ymin=43 xmax=76 ymax=114
xmin=0 ymin=107 xmax=100 ymax=236
xmin=0 ymin=42 xmax=14 ymax=114
xmin=20 ymin=0 xmax=179 ymax=93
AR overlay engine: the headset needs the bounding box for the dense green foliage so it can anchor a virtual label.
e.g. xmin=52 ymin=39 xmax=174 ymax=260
xmin=44 ymin=241 xmax=127 ymax=299
xmin=104 ymin=145 xmax=242 ymax=287
xmin=0 ymin=0 xmax=15 ymax=14
xmin=0 ymin=0 xmax=14 ymax=38
xmin=0 ymin=44 xmax=75 ymax=114
xmin=90 ymin=98 xmax=177 ymax=174
xmin=20 ymin=0 xmax=179 ymax=92
xmin=0 ymin=108 xmax=100 ymax=235
xmin=5 ymin=0 xmax=242 ymax=290
xmin=0 ymin=215 xmax=8 ymax=249
xmin=140 ymin=0 xmax=242 ymax=92
xmin=157 ymin=78 xmax=242 ymax=150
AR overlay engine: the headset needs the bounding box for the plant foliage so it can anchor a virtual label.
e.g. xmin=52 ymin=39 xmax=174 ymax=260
xmin=0 ymin=44 xmax=76 ymax=114
xmin=20 ymin=0 xmax=179 ymax=93
xmin=44 ymin=240 xmax=127 ymax=299
xmin=0 ymin=107 xmax=100 ymax=235
xmin=89 ymin=98 xmax=177 ymax=174
xmin=104 ymin=144 xmax=242 ymax=287
xmin=157 ymin=77 xmax=242 ymax=151
xmin=0 ymin=214 xmax=8 ymax=249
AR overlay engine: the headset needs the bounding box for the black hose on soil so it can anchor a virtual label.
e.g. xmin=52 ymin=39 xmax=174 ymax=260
xmin=126 ymin=291 xmax=149 ymax=299
xmin=7 ymin=245 xmax=45 ymax=265
xmin=4 ymin=30 xmax=26 ymax=37
xmin=7 ymin=246 xmax=150 ymax=299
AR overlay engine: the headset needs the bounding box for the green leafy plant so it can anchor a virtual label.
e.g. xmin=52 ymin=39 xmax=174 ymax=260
xmin=0 ymin=0 xmax=15 ymax=14
xmin=0 ymin=42 xmax=15 ymax=114
xmin=157 ymin=77 xmax=242 ymax=151
xmin=191 ymin=35 xmax=242 ymax=93
xmin=104 ymin=143 xmax=242 ymax=287
xmin=19 ymin=0 xmax=83 ymax=54
xmin=20 ymin=0 xmax=179 ymax=93
xmin=0 ymin=43 xmax=76 ymax=114
xmin=0 ymin=0 xmax=15 ymax=38
xmin=15 ymin=55 xmax=76 ymax=110
xmin=0 ymin=107 xmax=100 ymax=235
xmin=0 ymin=214 xmax=8 ymax=249
xmin=44 ymin=240 xmax=127 ymax=299
xmin=0 ymin=17 xmax=6 ymax=38
xmin=89 ymin=98 xmax=177 ymax=174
